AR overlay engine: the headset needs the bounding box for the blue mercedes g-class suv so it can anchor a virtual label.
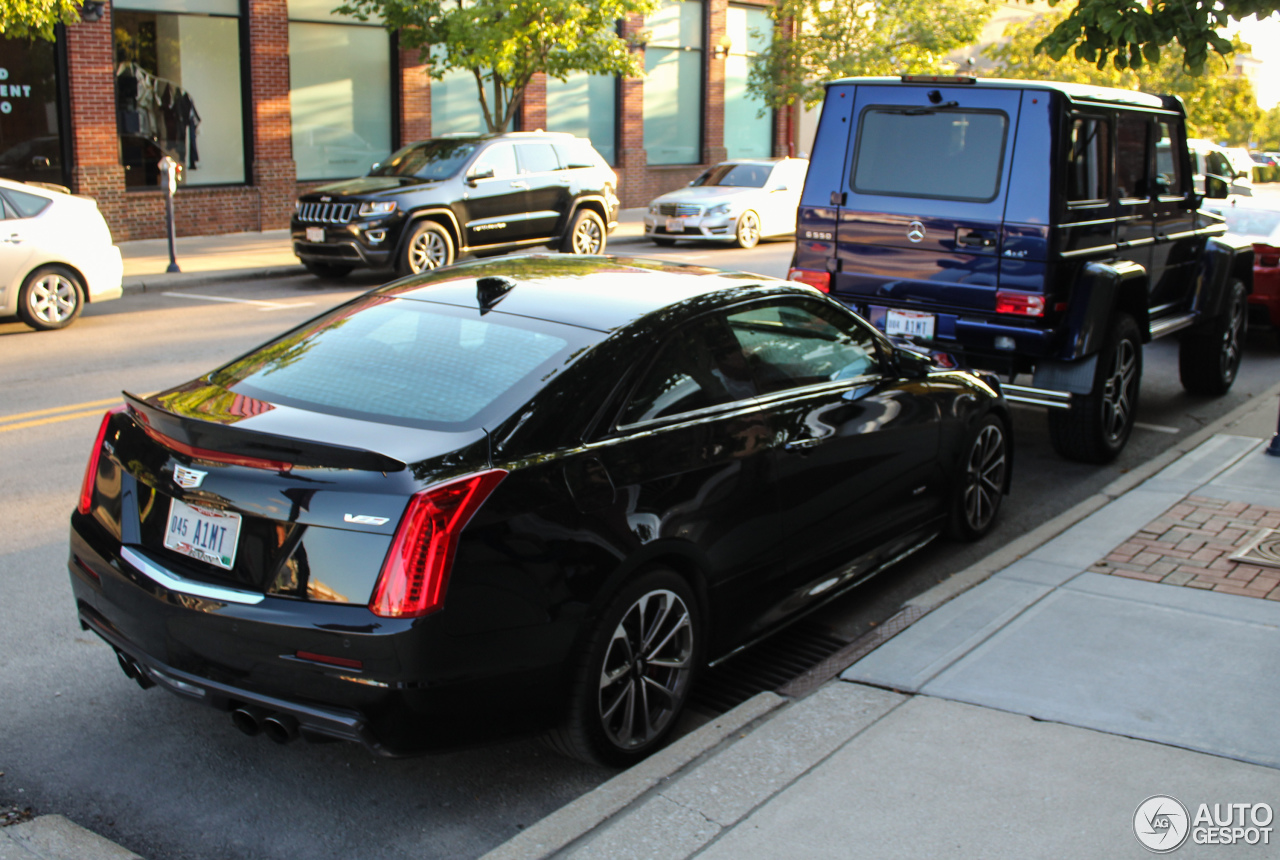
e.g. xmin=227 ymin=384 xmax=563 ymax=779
xmin=789 ymin=76 xmax=1253 ymax=462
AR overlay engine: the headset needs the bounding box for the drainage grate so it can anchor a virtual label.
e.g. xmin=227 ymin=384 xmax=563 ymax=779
xmin=1231 ymin=529 xmax=1280 ymax=569
xmin=689 ymin=622 xmax=849 ymax=715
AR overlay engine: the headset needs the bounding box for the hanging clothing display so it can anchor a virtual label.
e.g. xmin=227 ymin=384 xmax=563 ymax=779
xmin=115 ymin=60 xmax=202 ymax=171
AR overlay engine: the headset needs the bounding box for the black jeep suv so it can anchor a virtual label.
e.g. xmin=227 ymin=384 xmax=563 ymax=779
xmin=292 ymin=132 xmax=620 ymax=277
xmin=789 ymin=76 xmax=1253 ymax=463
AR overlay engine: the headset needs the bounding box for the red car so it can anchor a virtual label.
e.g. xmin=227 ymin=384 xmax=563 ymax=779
xmin=1209 ymin=200 xmax=1280 ymax=329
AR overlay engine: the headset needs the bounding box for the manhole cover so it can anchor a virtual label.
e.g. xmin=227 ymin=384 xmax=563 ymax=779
xmin=1230 ymin=529 xmax=1280 ymax=569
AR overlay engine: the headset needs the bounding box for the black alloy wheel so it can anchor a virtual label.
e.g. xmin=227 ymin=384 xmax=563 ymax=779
xmin=545 ymin=569 xmax=699 ymax=766
xmin=1048 ymin=314 xmax=1142 ymax=464
xmin=948 ymin=415 xmax=1008 ymax=541
xmin=1179 ymin=278 xmax=1247 ymax=396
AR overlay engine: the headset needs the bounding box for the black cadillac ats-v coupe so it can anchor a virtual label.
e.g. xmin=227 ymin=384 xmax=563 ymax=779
xmin=68 ymin=255 xmax=1011 ymax=765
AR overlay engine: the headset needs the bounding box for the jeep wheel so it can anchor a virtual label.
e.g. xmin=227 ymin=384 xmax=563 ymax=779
xmin=562 ymin=209 xmax=606 ymax=255
xmin=397 ymin=221 xmax=454 ymax=276
xmin=1048 ymin=314 xmax=1142 ymax=464
xmin=1179 ymin=279 xmax=1246 ymax=396
xmin=734 ymin=211 xmax=761 ymax=249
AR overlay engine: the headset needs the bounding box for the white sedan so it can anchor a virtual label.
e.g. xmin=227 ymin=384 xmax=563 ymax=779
xmin=644 ymin=158 xmax=809 ymax=249
xmin=0 ymin=178 xmax=123 ymax=330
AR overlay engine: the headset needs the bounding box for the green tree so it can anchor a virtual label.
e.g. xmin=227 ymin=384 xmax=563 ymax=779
xmin=747 ymin=0 xmax=994 ymax=110
xmin=0 ymin=0 xmax=81 ymax=41
xmin=1030 ymin=0 xmax=1280 ymax=75
xmin=987 ymin=12 xmax=1263 ymax=145
xmin=1256 ymin=105 xmax=1280 ymax=150
xmin=336 ymin=0 xmax=656 ymax=133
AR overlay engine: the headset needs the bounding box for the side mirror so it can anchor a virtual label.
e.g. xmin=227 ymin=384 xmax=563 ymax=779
xmin=1181 ymin=190 xmax=1203 ymax=211
xmin=467 ymin=166 xmax=495 ymax=185
xmin=894 ymin=347 xmax=933 ymax=378
xmin=768 ymin=183 xmax=789 ymax=192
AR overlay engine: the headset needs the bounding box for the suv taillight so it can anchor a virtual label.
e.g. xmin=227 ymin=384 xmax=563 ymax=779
xmin=995 ymin=291 xmax=1045 ymax=317
xmin=369 ymin=470 xmax=508 ymax=618
xmin=78 ymin=405 xmax=126 ymax=515
xmin=787 ymin=268 xmax=831 ymax=293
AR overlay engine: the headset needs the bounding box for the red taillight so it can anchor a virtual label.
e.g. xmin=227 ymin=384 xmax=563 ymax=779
xmin=369 ymin=469 xmax=508 ymax=618
xmin=787 ymin=268 xmax=831 ymax=293
xmin=295 ymin=650 xmax=363 ymax=670
xmin=995 ymin=291 xmax=1046 ymax=317
xmin=78 ymin=405 xmax=126 ymax=515
xmin=1258 ymin=245 xmax=1279 ymax=268
xmin=135 ymin=416 xmax=293 ymax=472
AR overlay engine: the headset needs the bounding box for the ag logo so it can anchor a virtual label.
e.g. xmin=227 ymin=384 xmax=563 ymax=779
xmin=173 ymin=465 xmax=207 ymax=489
xmin=1134 ymin=795 xmax=1190 ymax=853
xmin=906 ymin=220 xmax=926 ymax=243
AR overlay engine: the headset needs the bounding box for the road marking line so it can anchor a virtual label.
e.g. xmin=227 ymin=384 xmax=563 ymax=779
xmin=162 ymin=291 xmax=292 ymax=309
xmin=1 ymin=397 xmax=123 ymax=423
xmin=260 ymin=302 xmax=314 ymax=312
xmin=1134 ymin=422 xmax=1181 ymax=434
xmin=0 ymin=408 xmax=108 ymax=433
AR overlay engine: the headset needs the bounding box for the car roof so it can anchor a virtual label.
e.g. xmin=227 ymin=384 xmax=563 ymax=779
xmin=375 ymin=255 xmax=818 ymax=332
xmin=825 ymin=76 xmax=1170 ymax=110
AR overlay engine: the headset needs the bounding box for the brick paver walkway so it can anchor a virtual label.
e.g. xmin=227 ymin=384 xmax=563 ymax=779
xmin=1090 ymin=496 xmax=1280 ymax=600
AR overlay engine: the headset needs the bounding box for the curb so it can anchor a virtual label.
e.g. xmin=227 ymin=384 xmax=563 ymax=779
xmin=0 ymin=815 xmax=141 ymax=860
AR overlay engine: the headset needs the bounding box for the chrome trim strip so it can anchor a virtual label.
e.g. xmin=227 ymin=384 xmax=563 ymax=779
xmin=1002 ymin=384 xmax=1071 ymax=410
xmin=1059 ymin=244 xmax=1117 ymax=258
xmin=120 ymin=546 xmax=265 ymax=605
xmin=1148 ymin=313 xmax=1197 ymax=339
xmin=1118 ymin=237 xmax=1155 ymax=248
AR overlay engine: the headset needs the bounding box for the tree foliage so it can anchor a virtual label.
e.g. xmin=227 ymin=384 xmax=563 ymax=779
xmin=1031 ymin=0 xmax=1280 ymax=75
xmin=747 ymin=0 xmax=994 ymax=110
xmin=336 ymin=0 xmax=656 ymax=133
xmin=987 ymin=12 xmax=1263 ymax=145
xmin=0 ymin=0 xmax=80 ymax=41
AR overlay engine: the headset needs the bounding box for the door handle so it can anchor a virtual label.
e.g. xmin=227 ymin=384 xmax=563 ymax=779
xmin=509 ymin=181 xmax=529 ymax=189
xmin=784 ymin=437 xmax=823 ymax=452
xmin=4 ymin=233 xmax=22 ymax=245
xmin=955 ymin=229 xmax=996 ymax=248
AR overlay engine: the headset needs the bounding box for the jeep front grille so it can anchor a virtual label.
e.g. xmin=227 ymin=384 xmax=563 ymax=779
xmin=658 ymin=203 xmax=702 ymax=217
xmin=297 ymin=202 xmax=356 ymax=224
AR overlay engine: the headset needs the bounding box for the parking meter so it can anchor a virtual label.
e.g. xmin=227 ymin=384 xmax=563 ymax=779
xmin=159 ymin=155 xmax=181 ymax=273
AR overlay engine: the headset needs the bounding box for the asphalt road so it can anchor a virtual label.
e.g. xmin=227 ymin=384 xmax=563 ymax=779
xmin=1 ymin=236 xmax=1277 ymax=860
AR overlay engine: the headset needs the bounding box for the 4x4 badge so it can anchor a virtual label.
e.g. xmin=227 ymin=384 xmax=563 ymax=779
xmin=907 ymin=221 xmax=926 ymax=243
xmin=174 ymin=465 xmax=207 ymax=489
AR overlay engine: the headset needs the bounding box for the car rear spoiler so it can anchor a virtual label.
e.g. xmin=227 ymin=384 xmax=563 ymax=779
xmin=123 ymin=391 xmax=407 ymax=473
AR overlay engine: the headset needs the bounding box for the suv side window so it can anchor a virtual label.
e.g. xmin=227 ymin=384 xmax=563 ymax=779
xmin=517 ymin=143 xmax=560 ymax=175
xmin=725 ymin=299 xmax=881 ymax=395
xmin=470 ymin=143 xmax=518 ymax=180
xmin=851 ymin=108 xmax=1008 ymax=202
xmin=618 ymin=314 xmax=756 ymax=426
xmin=1153 ymin=121 xmax=1184 ymax=196
xmin=1066 ymin=116 xmax=1110 ymax=203
xmin=1115 ymin=113 xmax=1151 ymax=199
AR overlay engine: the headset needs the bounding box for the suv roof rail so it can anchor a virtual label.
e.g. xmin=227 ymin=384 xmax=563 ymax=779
xmin=899 ymin=74 xmax=976 ymax=85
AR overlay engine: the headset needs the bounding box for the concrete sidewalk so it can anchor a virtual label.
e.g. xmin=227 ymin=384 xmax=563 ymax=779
xmin=485 ymin=388 xmax=1280 ymax=860
xmin=117 ymin=208 xmax=651 ymax=293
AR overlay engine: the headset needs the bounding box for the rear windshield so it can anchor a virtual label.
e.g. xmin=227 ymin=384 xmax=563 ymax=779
xmin=852 ymin=108 xmax=1007 ymax=202
xmin=370 ymin=139 xmax=478 ymax=180
xmin=210 ymin=297 xmax=599 ymax=430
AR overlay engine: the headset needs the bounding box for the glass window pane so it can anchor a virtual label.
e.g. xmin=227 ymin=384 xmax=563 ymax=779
xmin=0 ymin=38 xmax=65 ymax=186
xmin=373 ymin=138 xmax=477 ymax=178
xmin=289 ymin=22 xmax=391 ymax=181
xmin=852 ymin=109 xmax=1006 ymax=202
xmin=725 ymin=5 xmax=772 ymax=159
xmin=726 ymin=301 xmax=880 ymax=394
xmin=545 ymin=73 xmax=616 ymax=164
xmin=1 ymin=187 xmax=52 ymax=218
xmin=114 ymin=12 xmax=245 ymax=187
xmin=470 ymin=143 xmax=516 ymax=179
xmin=1154 ymin=121 xmax=1182 ymax=196
xmin=517 ymin=142 xmax=559 ymax=174
xmin=114 ymin=0 xmax=238 ymax=16
xmin=1116 ymin=114 xmax=1150 ymax=199
xmin=1066 ymin=116 xmax=1109 ymax=202
xmin=644 ymin=48 xmax=701 ymax=165
xmin=647 ymin=0 xmax=703 ymax=48
xmin=430 ymin=68 xmax=496 ymax=136
xmin=287 ymin=0 xmax=378 ymax=24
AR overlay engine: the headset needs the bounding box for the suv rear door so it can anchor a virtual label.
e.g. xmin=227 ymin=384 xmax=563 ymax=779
xmin=833 ymin=84 xmax=1023 ymax=330
xmin=515 ymin=141 xmax=570 ymax=240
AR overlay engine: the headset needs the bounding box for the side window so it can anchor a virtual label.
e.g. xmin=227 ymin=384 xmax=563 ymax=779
xmin=1153 ymin=121 xmax=1184 ymax=196
xmin=0 ymin=188 xmax=52 ymax=218
xmin=1115 ymin=114 xmax=1151 ymax=199
xmin=517 ymin=143 xmax=561 ymax=175
xmin=618 ymin=314 xmax=755 ymax=426
xmin=1205 ymin=150 xmax=1232 ymax=180
xmin=725 ymin=300 xmax=881 ymax=395
xmin=469 ymin=143 xmax=517 ymax=180
xmin=1066 ymin=116 xmax=1110 ymax=203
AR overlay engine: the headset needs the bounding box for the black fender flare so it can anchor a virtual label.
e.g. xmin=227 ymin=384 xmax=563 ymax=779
xmin=392 ymin=208 xmax=464 ymax=260
xmin=1058 ymin=259 xmax=1148 ymax=359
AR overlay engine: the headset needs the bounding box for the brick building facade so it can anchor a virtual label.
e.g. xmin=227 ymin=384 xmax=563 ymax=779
xmin=22 ymin=0 xmax=785 ymax=241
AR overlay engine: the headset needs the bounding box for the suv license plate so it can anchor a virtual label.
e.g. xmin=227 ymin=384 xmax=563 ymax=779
xmin=306 ymin=226 xmax=324 ymax=242
xmin=885 ymin=310 xmax=936 ymax=339
xmin=163 ymin=498 xmax=242 ymax=571
xmin=665 ymin=218 xmax=685 ymax=233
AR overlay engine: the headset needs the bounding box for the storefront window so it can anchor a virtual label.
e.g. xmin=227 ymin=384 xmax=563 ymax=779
xmin=546 ymin=73 xmax=616 ymax=164
xmin=644 ymin=0 xmax=702 ymax=165
xmin=288 ymin=0 xmax=392 ymax=181
xmin=725 ymin=5 xmax=771 ymax=159
xmin=114 ymin=0 xmax=245 ymax=188
xmin=0 ymin=37 xmax=66 ymax=187
xmin=430 ymin=68 xmax=497 ymax=137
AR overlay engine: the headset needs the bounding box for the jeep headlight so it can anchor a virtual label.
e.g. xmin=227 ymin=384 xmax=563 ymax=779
xmin=358 ymin=200 xmax=397 ymax=217
xmin=706 ymin=203 xmax=733 ymax=217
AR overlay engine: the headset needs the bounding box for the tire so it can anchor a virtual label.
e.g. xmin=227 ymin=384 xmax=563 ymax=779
xmin=18 ymin=265 xmax=84 ymax=331
xmin=397 ymin=220 xmax=454 ymax=276
xmin=561 ymin=208 xmax=606 ymax=255
xmin=1047 ymin=314 xmax=1142 ymax=464
xmin=302 ymin=260 xmax=354 ymax=280
xmin=947 ymin=414 xmax=1008 ymax=541
xmin=651 ymin=237 xmax=677 ymax=247
xmin=545 ymin=569 xmax=700 ymax=766
xmin=1179 ymin=278 xmax=1246 ymax=396
xmin=734 ymin=210 xmax=761 ymax=249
